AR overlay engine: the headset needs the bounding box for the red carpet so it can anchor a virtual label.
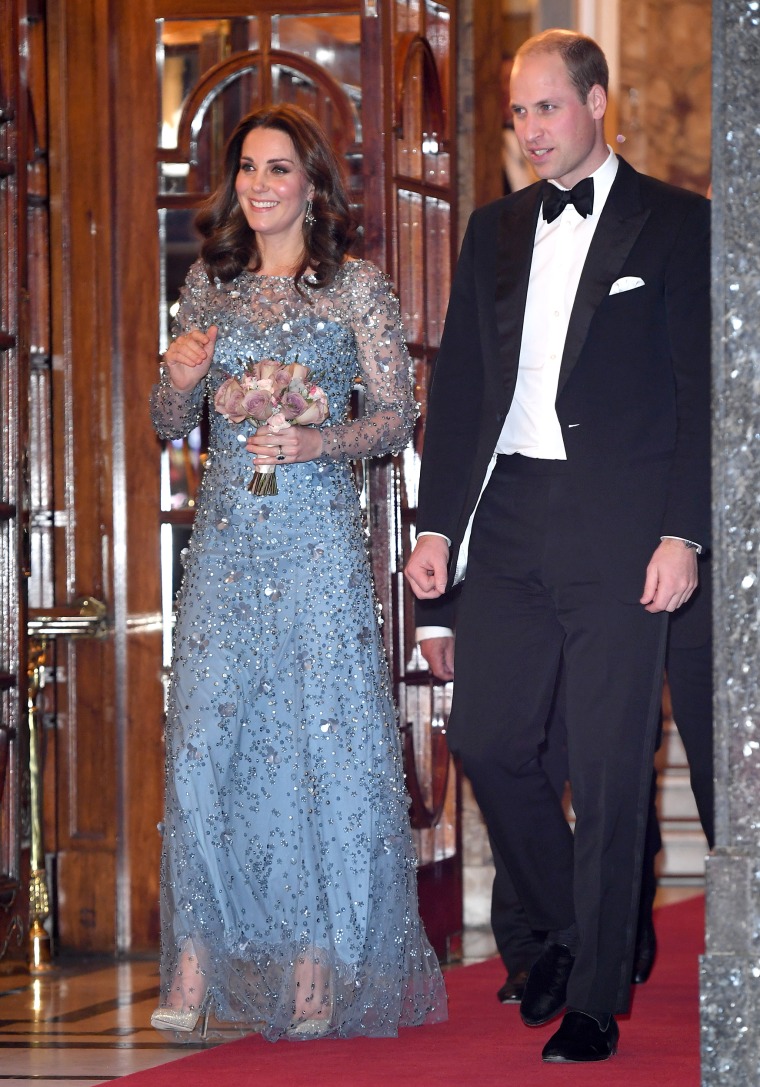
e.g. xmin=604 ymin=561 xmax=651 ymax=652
xmin=124 ymin=896 xmax=702 ymax=1086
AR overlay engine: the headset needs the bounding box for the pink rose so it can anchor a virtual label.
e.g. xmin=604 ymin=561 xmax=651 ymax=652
xmin=266 ymin=411 xmax=292 ymax=434
xmin=285 ymin=362 xmax=310 ymax=386
xmin=293 ymin=392 xmax=329 ymax=426
xmin=214 ymin=377 xmax=247 ymax=423
xmin=281 ymin=390 xmax=308 ymax=419
xmin=241 ymin=389 xmax=275 ymax=421
xmin=241 ymin=371 xmax=275 ymax=393
xmin=274 ymin=366 xmax=292 ymax=389
xmin=258 ymin=360 xmax=281 ymax=383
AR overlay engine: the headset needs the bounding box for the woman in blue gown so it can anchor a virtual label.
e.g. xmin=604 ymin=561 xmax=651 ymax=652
xmin=149 ymin=104 xmax=446 ymax=1041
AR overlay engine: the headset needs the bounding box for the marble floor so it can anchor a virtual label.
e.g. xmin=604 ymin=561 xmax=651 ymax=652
xmin=0 ymin=887 xmax=702 ymax=1087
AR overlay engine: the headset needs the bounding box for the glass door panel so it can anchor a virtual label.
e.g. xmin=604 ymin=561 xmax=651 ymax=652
xmin=159 ymin=19 xmax=261 ymax=150
xmin=397 ymin=189 xmax=424 ymax=343
xmin=271 ymin=14 xmax=361 ymax=92
xmin=393 ymin=0 xmax=423 ymax=35
xmin=424 ymin=196 xmax=450 ymax=347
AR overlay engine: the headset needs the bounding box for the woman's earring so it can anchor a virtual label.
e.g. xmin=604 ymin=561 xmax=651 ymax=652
xmin=305 ymin=199 xmax=315 ymax=226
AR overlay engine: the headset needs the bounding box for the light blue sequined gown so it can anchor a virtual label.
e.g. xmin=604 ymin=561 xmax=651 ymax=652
xmin=150 ymin=259 xmax=446 ymax=1040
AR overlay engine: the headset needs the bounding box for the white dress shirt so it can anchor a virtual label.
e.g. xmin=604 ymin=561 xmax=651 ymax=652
xmin=496 ymin=149 xmax=618 ymax=459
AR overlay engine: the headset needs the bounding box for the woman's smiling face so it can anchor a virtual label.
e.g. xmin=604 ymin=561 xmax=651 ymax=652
xmin=234 ymin=127 xmax=314 ymax=242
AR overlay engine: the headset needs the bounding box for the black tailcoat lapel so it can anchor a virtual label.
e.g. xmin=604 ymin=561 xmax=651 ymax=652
xmin=494 ymin=186 xmax=543 ymax=396
xmin=557 ymin=157 xmax=650 ymax=397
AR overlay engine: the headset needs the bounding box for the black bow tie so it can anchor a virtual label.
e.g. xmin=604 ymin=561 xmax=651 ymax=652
xmin=542 ymin=178 xmax=594 ymax=223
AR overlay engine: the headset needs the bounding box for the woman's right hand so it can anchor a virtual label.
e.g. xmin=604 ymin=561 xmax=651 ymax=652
xmin=163 ymin=325 xmax=218 ymax=393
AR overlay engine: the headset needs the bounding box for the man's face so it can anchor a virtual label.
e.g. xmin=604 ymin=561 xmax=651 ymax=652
xmin=509 ymin=50 xmax=607 ymax=188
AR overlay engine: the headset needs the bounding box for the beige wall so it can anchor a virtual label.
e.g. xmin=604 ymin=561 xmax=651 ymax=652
xmin=618 ymin=0 xmax=712 ymax=194
xmin=499 ymin=0 xmax=712 ymax=194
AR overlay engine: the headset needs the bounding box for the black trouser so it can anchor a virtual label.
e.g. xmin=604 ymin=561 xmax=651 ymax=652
xmin=447 ymin=455 xmax=667 ymax=1015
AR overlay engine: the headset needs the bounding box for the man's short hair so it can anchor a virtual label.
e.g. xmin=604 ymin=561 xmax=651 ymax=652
xmin=516 ymin=29 xmax=609 ymax=101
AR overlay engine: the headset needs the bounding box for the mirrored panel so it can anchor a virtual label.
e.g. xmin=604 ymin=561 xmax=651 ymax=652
xmin=158 ymin=207 xmax=200 ymax=354
xmin=272 ymin=13 xmax=361 ymax=93
xmin=397 ymin=189 xmax=424 ymax=344
xmin=158 ymin=18 xmax=260 ymax=150
xmin=393 ymin=0 xmax=423 ymax=35
xmin=424 ymin=0 xmax=450 ymax=108
xmin=424 ymin=196 xmax=450 ymax=348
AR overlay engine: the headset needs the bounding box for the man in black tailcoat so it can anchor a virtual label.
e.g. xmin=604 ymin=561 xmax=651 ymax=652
xmin=405 ymin=28 xmax=710 ymax=1063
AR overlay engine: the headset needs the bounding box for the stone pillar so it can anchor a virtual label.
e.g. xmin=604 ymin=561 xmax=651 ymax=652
xmin=701 ymin=3 xmax=760 ymax=1083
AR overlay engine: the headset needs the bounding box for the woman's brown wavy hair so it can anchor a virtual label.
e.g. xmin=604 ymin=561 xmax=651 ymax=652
xmin=196 ymin=103 xmax=357 ymax=292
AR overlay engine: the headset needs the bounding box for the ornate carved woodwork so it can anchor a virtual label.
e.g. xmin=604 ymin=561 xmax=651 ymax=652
xmin=42 ymin=0 xmax=120 ymax=953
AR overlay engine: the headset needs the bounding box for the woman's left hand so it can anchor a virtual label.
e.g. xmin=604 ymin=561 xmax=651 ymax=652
xmin=245 ymin=425 xmax=324 ymax=466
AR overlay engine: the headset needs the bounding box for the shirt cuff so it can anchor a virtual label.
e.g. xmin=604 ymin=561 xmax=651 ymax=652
xmin=660 ymin=535 xmax=703 ymax=555
xmin=416 ymin=626 xmax=454 ymax=642
xmin=416 ymin=530 xmax=452 ymax=547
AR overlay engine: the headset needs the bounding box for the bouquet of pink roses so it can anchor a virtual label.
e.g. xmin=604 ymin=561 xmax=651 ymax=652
xmin=213 ymin=359 xmax=329 ymax=495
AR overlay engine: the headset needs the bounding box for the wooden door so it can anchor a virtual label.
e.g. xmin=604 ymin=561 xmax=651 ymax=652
xmin=0 ymin=0 xmax=31 ymax=967
xmin=0 ymin=0 xmax=55 ymax=968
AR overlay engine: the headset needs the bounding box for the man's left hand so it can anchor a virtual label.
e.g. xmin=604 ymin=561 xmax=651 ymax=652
xmin=640 ymin=538 xmax=699 ymax=613
xmin=420 ymin=636 xmax=455 ymax=682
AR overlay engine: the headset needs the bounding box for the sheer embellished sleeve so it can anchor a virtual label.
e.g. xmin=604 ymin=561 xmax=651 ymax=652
xmin=150 ymin=260 xmax=210 ymax=440
xmin=320 ymin=262 xmax=417 ymax=461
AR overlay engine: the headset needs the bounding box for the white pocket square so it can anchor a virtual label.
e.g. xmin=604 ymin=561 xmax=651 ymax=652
xmin=609 ymin=276 xmax=645 ymax=295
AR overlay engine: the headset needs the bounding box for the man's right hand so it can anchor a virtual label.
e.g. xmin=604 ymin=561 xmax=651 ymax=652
xmin=404 ymin=535 xmax=450 ymax=599
xmin=420 ymin=635 xmax=455 ymax=682
xmin=163 ymin=325 xmax=218 ymax=393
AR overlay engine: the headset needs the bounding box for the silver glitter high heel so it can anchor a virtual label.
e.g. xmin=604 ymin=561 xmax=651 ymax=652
xmin=288 ymin=1015 xmax=331 ymax=1038
xmin=151 ymin=994 xmax=211 ymax=1037
xmin=288 ymin=994 xmax=334 ymax=1038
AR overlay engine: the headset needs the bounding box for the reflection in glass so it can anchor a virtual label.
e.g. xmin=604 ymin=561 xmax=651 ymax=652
xmin=425 ymin=197 xmax=450 ymax=347
xmin=397 ymin=189 xmax=423 ymax=343
xmin=397 ymin=63 xmax=424 ymax=181
xmin=272 ymin=14 xmax=361 ymax=93
xmin=157 ymin=18 xmax=260 ymax=150
xmin=160 ymin=431 xmax=204 ymax=513
xmin=395 ymin=36 xmax=448 ymax=187
xmin=160 ymin=522 xmax=193 ymax=666
xmin=400 ymin=680 xmax=456 ymax=865
xmin=424 ymin=1 xmax=450 ymax=108
xmin=158 ymin=208 xmax=200 ymax=353
xmin=394 ymin=0 xmax=423 ymax=35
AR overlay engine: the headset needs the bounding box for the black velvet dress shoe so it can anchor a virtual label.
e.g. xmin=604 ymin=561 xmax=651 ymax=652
xmin=496 ymin=969 xmax=529 ymax=1004
xmin=542 ymin=1011 xmax=619 ymax=1063
xmin=519 ymin=944 xmax=575 ymax=1026
xmin=632 ymin=917 xmax=657 ymax=983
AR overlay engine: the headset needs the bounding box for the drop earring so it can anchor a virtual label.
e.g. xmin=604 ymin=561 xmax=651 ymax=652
xmin=304 ymin=199 xmax=315 ymax=226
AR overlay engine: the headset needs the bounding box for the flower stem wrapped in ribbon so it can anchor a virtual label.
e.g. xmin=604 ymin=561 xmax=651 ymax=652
xmin=213 ymin=359 xmax=329 ymax=496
